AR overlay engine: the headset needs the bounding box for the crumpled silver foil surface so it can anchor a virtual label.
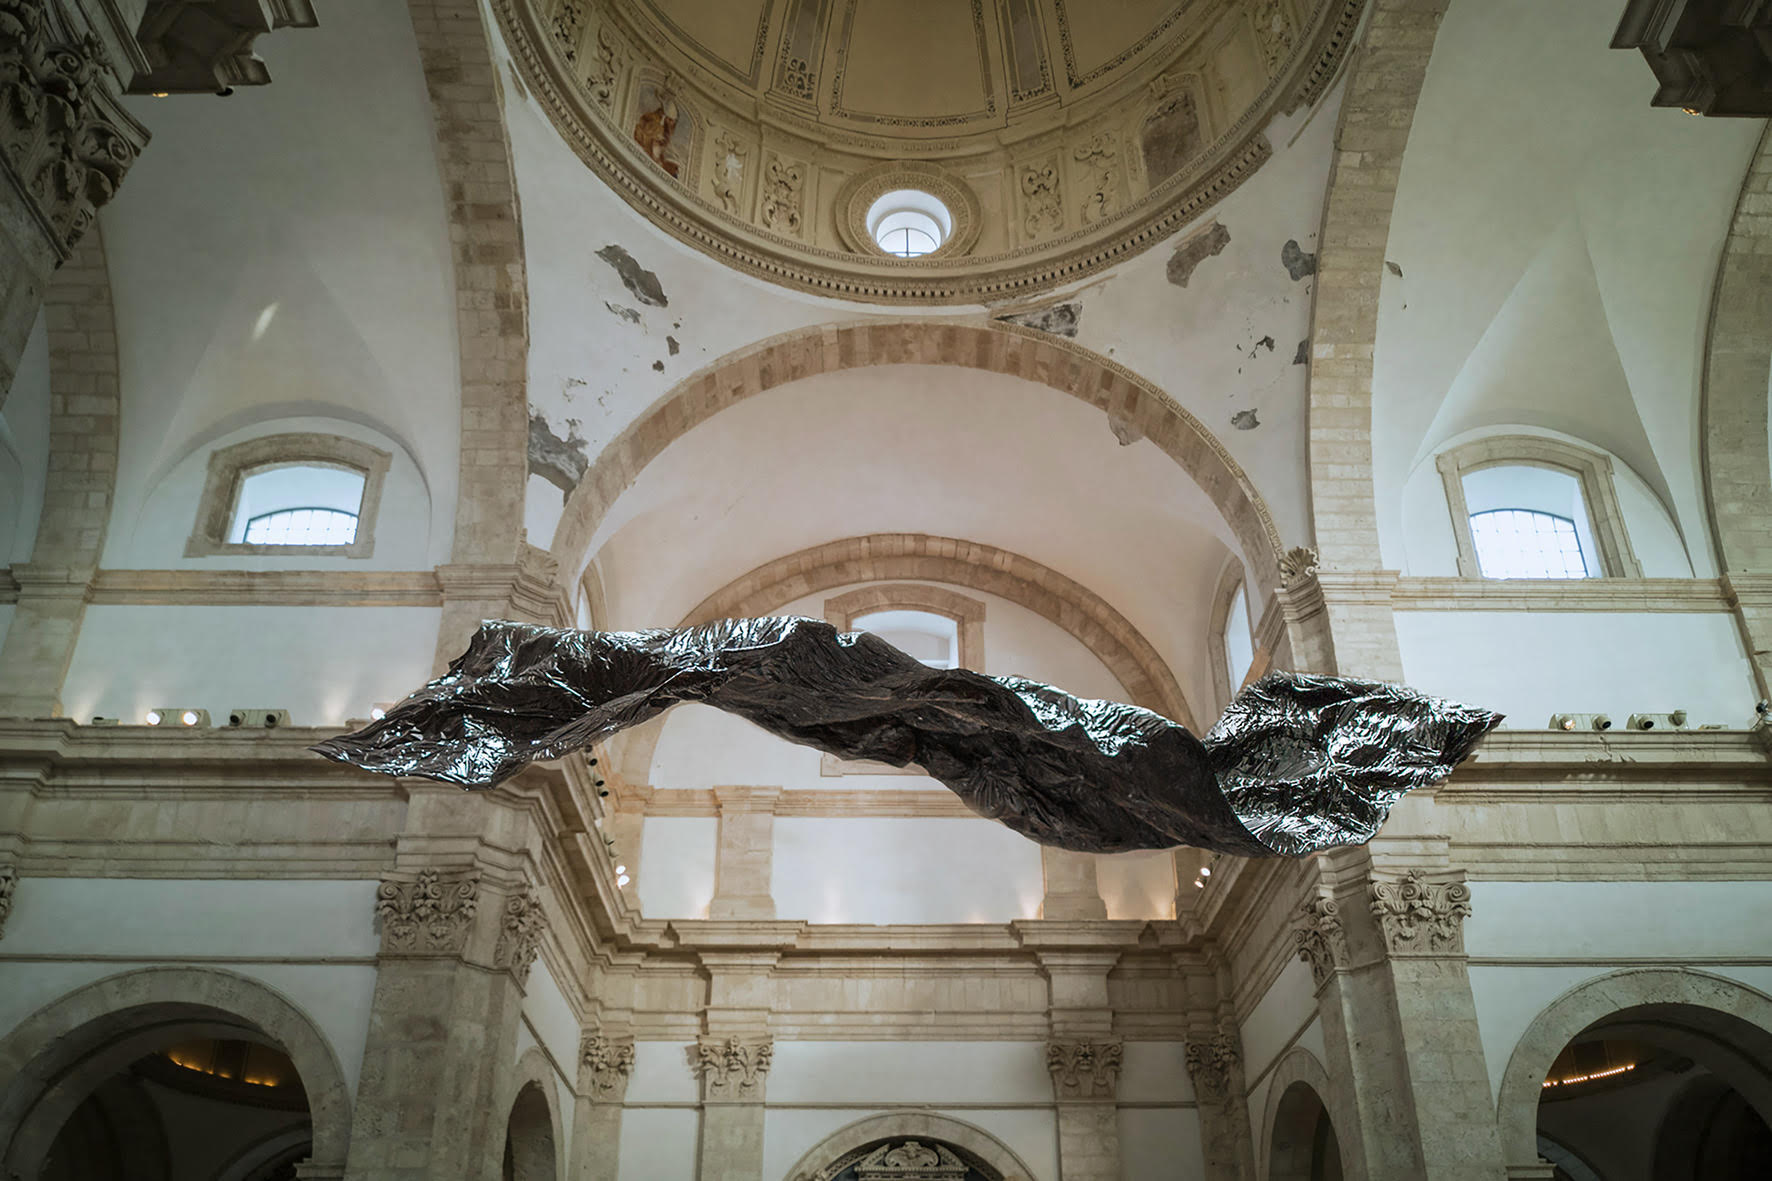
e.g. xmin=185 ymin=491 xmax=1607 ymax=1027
xmin=311 ymin=618 xmax=1501 ymax=856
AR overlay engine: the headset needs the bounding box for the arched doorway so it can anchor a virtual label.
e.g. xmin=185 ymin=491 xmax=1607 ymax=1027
xmin=1268 ymin=1080 xmax=1344 ymax=1181
xmin=0 ymin=968 xmax=351 ymax=1180
xmin=502 ymin=1080 xmax=559 ymax=1181
xmin=1498 ymin=970 xmax=1772 ymax=1181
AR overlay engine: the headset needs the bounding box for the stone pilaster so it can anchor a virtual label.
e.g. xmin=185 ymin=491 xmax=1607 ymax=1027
xmin=691 ymin=1035 xmax=772 ymax=1181
xmin=1184 ymin=1026 xmax=1256 ymax=1181
xmin=344 ymin=865 xmax=542 ymax=1181
xmin=709 ymin=787 xmax=780 ymax=920
xmin=572 ymin=1031 xmax=635 ymax=1181
xmin=1723 ymin=574 xmax=1772 ymax=702
xmin=1039 ymin=847 xmax=1108 ymax=920
xmin=431 ymin=544 xmax=566 ymax=672
xmin=1294 ymin=855 xmax=1504 ymax=1181
xmin=1045 ymin=1039 xmax=1122 ymax=1181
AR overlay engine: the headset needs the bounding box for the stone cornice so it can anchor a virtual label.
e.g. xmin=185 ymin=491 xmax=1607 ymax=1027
xmin=1391 ymin=576 xmax=1733 ymax=612
xmin=84 ymin=569 xmax=445 ymax=607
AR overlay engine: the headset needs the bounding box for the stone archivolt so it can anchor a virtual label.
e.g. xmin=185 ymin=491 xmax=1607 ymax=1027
xmin=1045 ymin=1038 xmax=1122 ymax=1099
xmin=692 ymin=1034 xmax=773 ymax=1096
xmin=374 ymin=869 xmax=480 ymax=954
xmin=581 ymin=1032 xmax=637 ymax=1100
xmin=1369 ymin=869 xmax=1472 ymax=956
xmin=494 ymin=0 xmax=1364 ymax=302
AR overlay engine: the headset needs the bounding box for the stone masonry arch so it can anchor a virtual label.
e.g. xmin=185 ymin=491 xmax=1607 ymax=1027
xmin=781 ymin=1110 xmax=1038 ymax=1181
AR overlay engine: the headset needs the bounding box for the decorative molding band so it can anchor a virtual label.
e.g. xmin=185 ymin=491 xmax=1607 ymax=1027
xmin=84 ymin=569 xmax=445 ymax=607
xmin=375 ymin=869 xmax=480 ymax=955
xmin=1046 ymin=1038 xmax=1123 ymax=1099
xmin=1391 ymin=577 xmax=1731 ymax=613
xmin=582 ymin=1033 xmax=637 ymax=1100
xmin=1369 ymin=869 xmax=1470 ymax=957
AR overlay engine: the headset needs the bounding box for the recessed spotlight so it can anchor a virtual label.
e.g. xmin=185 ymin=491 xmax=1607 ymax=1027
xmin=615 ymin=865 xmax=627 ymax=875
xmin=148 ymin=708 xmax=209 ymax=727
xmin=616 ymin=873 xmax=631 ymax=887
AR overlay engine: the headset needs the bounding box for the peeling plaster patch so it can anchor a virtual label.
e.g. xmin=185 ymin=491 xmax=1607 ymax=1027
xmin=666 ymin=335 xmax=681 ymax=355
xmin=1256 ymin=335 xmax=1275 ymax=352
xmin=1231 ymin=409 xmax=1260 ymax=431
xmin=1386 ymin=260 xmax=1403 ymax=277
xmin=605 ymin=301 xmax=642 ymax=324
xmin=1281 ymin=239 xmax=1316 ymax=281
xmin=996 ymin=301 xmax=1081 ymax=338
xmin=1107 ymin=415 xmax=1144 ymax=447
xmin=1293 ymin=339 xmax=1309 ymax=365
xmin=596 ymin=245 xmax=668 ymax=306
xmin=1166 ymin=222 xmax=1230 ymax=287
xmin=651 ymin=360 xmax=665 ymax=371
xmin=528 ymin=410 xmax=589 ymax=497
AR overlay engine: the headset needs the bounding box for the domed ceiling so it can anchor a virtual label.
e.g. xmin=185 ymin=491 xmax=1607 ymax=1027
xmin=495 ymin=0 xmax=1361 ymax=301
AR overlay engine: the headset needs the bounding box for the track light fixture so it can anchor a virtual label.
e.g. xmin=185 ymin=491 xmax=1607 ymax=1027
xmin=1625 ymin=711 xmax=1687 ymax=731
xmin=228 ymin=708 xmax=290 ymax=728
xmin=146 ymin=708 xmax=210 ymax=727
xmin=1548 ymin=713 xmax=1611 ymax=731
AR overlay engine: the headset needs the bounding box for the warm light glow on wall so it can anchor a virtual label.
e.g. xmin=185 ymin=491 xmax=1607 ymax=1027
xmin=1542 ymin=1062 xmax=1634 ymax=1089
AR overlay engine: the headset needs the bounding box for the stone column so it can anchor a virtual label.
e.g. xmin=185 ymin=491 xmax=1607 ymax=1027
xmin=1039 ymin=848 xmax=1108 ymax=920
xmin=709 ymin=787 xmax=780 ymax=920
xmin=691 ymin=1035 xmax=772 ymax=1181
xmin=1045 ymin=1039 xmax=1122 ymax=1181
xmin=1183 ymin=1026 xmax=1256 ymax=1181
xmin=572 ymin=1031 xmax=635 ymax=1181
xmin=1292 ymin=858 xmax=1505 ymax=1181
xmin=343 ymin=866 xmax=547 ymax=1181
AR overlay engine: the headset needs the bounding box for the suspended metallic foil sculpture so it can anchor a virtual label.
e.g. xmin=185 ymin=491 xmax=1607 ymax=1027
xmin=312 ymin=618 xmax=1501 ymax=856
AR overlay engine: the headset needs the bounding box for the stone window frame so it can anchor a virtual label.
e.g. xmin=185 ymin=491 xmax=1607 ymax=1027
xmin=1206 ymin=557 xmax=1249 ymax=713
xmin=1434 ymin=435 xmax=1643 ymax=579
xmin=185 ymin=432 xmax=391 ymax=559
xmin=820 ymin=583 xmax=986 ymax=777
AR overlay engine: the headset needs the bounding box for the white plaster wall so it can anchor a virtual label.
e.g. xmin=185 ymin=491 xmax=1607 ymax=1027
xmin=0 ymin=878 xmax=382 ymax=1090
xmin=1399 ymin=429 xmax=1694 ymax=577
xmin=767 ymin=1042 xmax=1052 ymax=1104
xmin=772 ymin=817 xmax=1044 ymax=924
xmin=636 ymin=816 xmax=718 ymax=919
xmin=110 ymin=416 xmax=435 ymax=571
xmin=0 ymin=605 xmax=13 ymax=659
xmin=645 ymin=584 xmax=1131 ymax=793
xmin=0 ymin=309 xmax=49 ymax=564
xmin=765 ymin=1107 xmax=1058 ymax=1181
xmin=617 ymin=1109 xmax=700 ymax=1181
xmin=1393 ymin=611 xmax=1758 ymax=728
xmin=1239 ymin=958 xmax=1318 ymax=1088
xmin=60 ymin=605 xmax=441 ymax=727
xmin=1464 ymin=880 xmax=1772 ymax=1098
xmin=1120 ymin=1041 xmax=1196 ymax=1103
xmin=1096 ymin=850 xmax=1177 ymax=921
xmin=100 ymin=0 xmax=459 ymax=569
xmin=1120 ymin=1108 xmax=1205 ymax=1181
xmin=521 ymin=958 xmax=581 ymax=1093
xmin=626 ymin=1041 xmax=700 ymax=1103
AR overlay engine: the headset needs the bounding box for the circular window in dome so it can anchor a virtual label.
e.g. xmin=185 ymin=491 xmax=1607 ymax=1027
xmin=867 ymin=189 xmax=952 ymax=258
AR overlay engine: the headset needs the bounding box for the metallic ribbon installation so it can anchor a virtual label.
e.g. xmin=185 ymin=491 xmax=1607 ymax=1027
xmin=312 ymin=618 xmax=1502 ymax=856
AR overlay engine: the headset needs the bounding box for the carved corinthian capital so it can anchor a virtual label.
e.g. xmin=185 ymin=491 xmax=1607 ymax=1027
xmin=494 ymin=884 xmax=547 ymax=983
xmin=1369 ymin=869 xmax=1472 ymax=956
xmin=0 ymin=863 xmax=16 ymax=939
xmin=581 ymin=1032 xmax=636 ymax=1101
xmin=1184 ymin=1029 xmax=1240 ymax=1104
xmin=1293 ymin=893 xmax=1347 ymax=987
xmin=1045 ymin=1038 xmax=1122 ymax=1099
xmin=691 ymin=1035 xmax=772 ymax=1099
xmin=375 ymin=869 xmax=479 ymax=955
xmin=0 ymin=0 xmax=147 ymax=255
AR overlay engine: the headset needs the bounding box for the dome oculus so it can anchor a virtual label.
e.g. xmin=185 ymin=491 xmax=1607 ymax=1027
xmin=867 ymin=189 xmax=951 ymax=258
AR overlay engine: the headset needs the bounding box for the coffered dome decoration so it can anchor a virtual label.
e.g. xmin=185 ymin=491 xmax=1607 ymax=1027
xmin=497 ymin=0 xmax=1363 ymax=302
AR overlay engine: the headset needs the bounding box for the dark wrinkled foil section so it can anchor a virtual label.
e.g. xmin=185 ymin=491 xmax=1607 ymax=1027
xmin=312 ymin=618 xmax=1501 ymax=856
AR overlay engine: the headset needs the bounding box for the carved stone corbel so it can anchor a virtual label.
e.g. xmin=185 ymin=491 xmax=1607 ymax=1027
xmin=1293 ymin=892 xmax=1347 ymax=988
xmin=374 ymin=869 xmax=480 ymax=955
xmin=1045 ymin=1038 xmax=1122 ymax=1099
xmin=1369 ymin=869 xmax=1472 ymax=956
xmin=494 ymin=883 xmax=547 ymax=983
xmin=690 ymin=1035 xmax=772 ymax=1100
xmin=581 ymin=1032 xmax=636 ymax=1101
xmin=1183 ymin=1028 xmax=1240 ymax=1104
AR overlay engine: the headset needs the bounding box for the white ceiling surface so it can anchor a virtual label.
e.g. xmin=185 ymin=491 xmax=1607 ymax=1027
xmin=1371 ymin=0 xmax=1762 ymax=573
xmin=96 ymin=0 xmax=460 ymax=567
xmin=589 ymin=365 xmax=1238 ymax=716
xmin=489 ymin=0 xmax=1331 ymax=557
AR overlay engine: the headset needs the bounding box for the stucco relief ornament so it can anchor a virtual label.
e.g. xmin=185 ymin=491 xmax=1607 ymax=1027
xmin=760 ymin=155 xmax=805 ymax=235
xmin=1183 ymin=1031 xmax=1240 ymax=1103
xmin=581 ymin=1033 xmax=637 ymax=1099
xmin=550 ymin=0 xmax=583 ymax=62
xmin=1046 ymin=1039 xmax=1123 ymax=1098
xmin=1293 ymin=893 xmax=1346 ymax=987
xmin=1072 ymin=132 xmax=1119 ymax=224
xmin=1019 ymin=161 xmax=1063 ymax=239
xmin=494 ymin=885 xmax=547 ymax=981
xmin=587 ymin=23 xmax=623 ymax=110
xmin=1370 ymin=870 xmax=1472 ymax=955
xmin=1278 ymin=545 xmax=1319 ymax=586
xmin=853 ymin=1140 xmax=969 ymax=1179
xmin=1252 ymin=0 xmax=1297 ymax=74
xmin=315 ymin=618 xmax=1501 ymax=858
xmin=691 ymin=1035 xmax=772 ymax=1095
xmin=710 ymin=130 xmax=747 ymax=215
xmin=376 ymin=869 xmax=479 ymax=953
